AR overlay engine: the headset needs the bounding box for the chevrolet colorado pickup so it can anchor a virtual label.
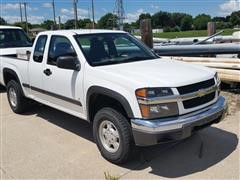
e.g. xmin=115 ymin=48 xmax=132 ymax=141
xmin=0 ymin=30 xmax=227 ymax=164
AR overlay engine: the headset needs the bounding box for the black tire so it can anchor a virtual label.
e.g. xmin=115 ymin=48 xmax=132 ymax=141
xmin=0 ymin=84 xmax=5 ymax=91
xmin=6 ymin=80 xmax=28 ymax=114
xmin=93 ymin=107 xmax=134 ymax=164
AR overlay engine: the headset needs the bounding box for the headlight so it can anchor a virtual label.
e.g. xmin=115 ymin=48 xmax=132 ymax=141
xmin=214 ymin=72 xmax=221 ymax=86
xmin=136 ymin=87 xmax=173 ymax=98
xmin=136 ymin=88 xmax=179 ymax=119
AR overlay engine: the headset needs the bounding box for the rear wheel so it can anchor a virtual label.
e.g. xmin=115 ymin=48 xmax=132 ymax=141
xmin=6 ymin=80 xmax=28 ymax=114
xmin=93 ymin=107 xmax=134 ymax=164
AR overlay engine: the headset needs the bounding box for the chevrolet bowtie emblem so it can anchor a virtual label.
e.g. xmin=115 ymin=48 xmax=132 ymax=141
xmin=197 ymin=89 xmax=206 ymax=97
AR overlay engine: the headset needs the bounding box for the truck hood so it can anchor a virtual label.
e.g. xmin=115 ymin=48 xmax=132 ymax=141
xmin=95 ymin=58 xmax=215 ymax=88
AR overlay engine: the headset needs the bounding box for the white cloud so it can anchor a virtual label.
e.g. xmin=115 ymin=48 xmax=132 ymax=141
xmin=0 ymin=3 xmax=38 ymax=12
xmin=150 ymin=4 xmax=160 ymax=10
xmin=1 ymin=3 xmax=19 ymax=10
xmin=219 ymin=0 xmax=240 ymax=15
xmin=60 ymin=7 xmax=89 ymax=22
xmin=3 ymin=15 xmax=44 ymax=24
xmin=61 ymin=8 xmax=70 ymax=14
xmin=126 ymin=8 xmax=145 ymax=23
xmin=102 ymin=8 xmax=108 ymax=13
xmin=42 ymin=3 xmax=52 ymax=8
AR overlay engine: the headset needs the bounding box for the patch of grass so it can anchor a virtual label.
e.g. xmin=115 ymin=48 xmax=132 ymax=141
xmin=104 ymin=172 xmax=120 ymax=180
xmin=136 ymin=29 xmax=239 ymax=39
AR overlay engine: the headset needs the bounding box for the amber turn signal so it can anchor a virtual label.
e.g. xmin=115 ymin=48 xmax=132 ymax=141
xmin=139 ymin=104 xmax=150 ymax=118
xmin=136 ymin=88 xmax=147 ymax=98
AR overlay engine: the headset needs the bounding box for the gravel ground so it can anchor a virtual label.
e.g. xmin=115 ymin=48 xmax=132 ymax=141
xmin=221 ymin=85 xmax=240 ymax=115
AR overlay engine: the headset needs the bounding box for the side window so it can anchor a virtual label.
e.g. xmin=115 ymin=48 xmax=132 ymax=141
xmin=48 ymin=36 xmax=76 ymax=66
xmin=33 ymin=35 xmax=47 ymax=63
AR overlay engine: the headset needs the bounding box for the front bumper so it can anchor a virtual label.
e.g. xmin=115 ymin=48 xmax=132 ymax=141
xmin=131 ymin=96 xmax=227 ymax=146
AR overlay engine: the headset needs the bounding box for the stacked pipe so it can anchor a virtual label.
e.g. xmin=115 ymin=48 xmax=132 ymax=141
xmin=166 ymin=56 xmax=240 ymax=83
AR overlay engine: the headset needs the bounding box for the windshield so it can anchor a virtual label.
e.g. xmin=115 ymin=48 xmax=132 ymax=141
xmin=0 ymin=29 xmax=32 ymax=48
xmin=74 ymin=33 xmax=158 ymax=66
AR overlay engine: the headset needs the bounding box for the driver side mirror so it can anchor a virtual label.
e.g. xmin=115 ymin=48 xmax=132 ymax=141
xmin=56 ymin=56 xmax=80 ymax=71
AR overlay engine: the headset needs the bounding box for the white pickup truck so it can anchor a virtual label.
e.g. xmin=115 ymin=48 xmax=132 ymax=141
xmin=0 ymin=30 xmax=227 ymax=164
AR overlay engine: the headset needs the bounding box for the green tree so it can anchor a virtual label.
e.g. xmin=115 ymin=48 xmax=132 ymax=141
xmin=0 ymin=17 xmax=7 ymax=25
xmin=79 ymin=18 xmax=92 ymax=28
xmin=193 ymin=14 xmax=211 ymax=30
xmin=171 ymin=13 xmax=190 ymax=27
xmin=230 ymin=11 xmax=240 ymax=26
xmin=152 ymin=11 xmax=174 ymax=28
xmin=123 ymin=23 xmax=132 ymax=32
xmin=136 ymin=13 xmax=152 ymax=28
xmin=97 ymin=13 xmax=117 ymax=29
xmin=181 ymin=15 xmax=193 ymax=31
xmin=14 ymin=22 xmax=32 ymax=31
xmin=65 ymin=19 xmax=75 ymax=29
xmin=41 ymin=20 xmax=54 ymax=30
xmin=212 ymin=16 xmax=226 ymax=22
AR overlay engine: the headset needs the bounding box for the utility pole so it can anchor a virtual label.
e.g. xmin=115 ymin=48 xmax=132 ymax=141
xmin=23 ymin=2 xmax=28 ymax=34
xmin=73 ymin=0 xmax=78 ymax=29
xmin=19 ymin=2 xmax=23 ymax=23
xmin=91 ymin=0 xmax=95 ymax=29
xmin=58 ymin=16 xmax=61 ymax=30
xmin=114 ymin=0 xmax=125 ymax=30
xmin=52 ymin=0 xmax=56 ymax=26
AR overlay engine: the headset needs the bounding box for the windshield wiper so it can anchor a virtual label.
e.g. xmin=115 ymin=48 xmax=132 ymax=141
xmin=92 ymin=56 xmax=155 ymax=66
xmin=122 ymin=56 xmax=154 ymax=62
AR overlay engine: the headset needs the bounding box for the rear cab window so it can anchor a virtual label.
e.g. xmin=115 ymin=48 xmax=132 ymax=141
xmin=33 ymin=35 xmax=48 ymax=63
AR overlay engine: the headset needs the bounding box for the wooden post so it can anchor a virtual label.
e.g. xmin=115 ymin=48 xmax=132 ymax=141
xmin=140 ymin=19 xmax=153 ymax=48
xmin=208 ymin=22 xmax=216 ymax=36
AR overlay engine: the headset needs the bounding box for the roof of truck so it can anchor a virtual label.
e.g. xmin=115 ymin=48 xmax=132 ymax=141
xmin=38 ymin=29 xmax=127 ymax=36
xmin=0 ymin=25 xmax=22 ymax=29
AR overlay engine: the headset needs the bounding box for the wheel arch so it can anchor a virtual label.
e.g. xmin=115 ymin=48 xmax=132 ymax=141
xmin=86 ymin=86 xmax=134 ymax=122
xmin=3 ymin=68 xmax=21 ymax=85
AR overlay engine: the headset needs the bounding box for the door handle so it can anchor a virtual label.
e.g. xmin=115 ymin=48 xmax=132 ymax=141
xmin=43 ymin=69 xmax=52 ymax=76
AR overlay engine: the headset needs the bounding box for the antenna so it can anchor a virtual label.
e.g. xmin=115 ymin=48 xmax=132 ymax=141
xmin=114 ymin=0 xmax=125 ymax=30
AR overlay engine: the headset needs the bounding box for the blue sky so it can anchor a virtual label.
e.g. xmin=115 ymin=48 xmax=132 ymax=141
xmin=0 ymin=0 xmax=240 ymax=24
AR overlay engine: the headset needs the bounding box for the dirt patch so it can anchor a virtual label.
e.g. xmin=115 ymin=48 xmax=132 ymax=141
xmin=221 ymin=89 xmax=240 ymax=115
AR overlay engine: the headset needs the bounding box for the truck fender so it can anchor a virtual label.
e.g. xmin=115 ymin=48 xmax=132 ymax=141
xmin=86 ymin=86 xmax=134 ymax=120
xmin=2 ymin=68 xmax=26 ymax=95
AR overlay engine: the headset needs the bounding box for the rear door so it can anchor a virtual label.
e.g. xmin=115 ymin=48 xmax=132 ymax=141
xmin=42 ymin=35 xmax=84 ymax=118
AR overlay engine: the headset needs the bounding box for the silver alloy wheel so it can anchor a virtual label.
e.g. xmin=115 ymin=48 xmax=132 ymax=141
xmin=99 ymin=120 xmax=120 ymax=153
xmin=9 ymin=87 xmax=17 ymax=107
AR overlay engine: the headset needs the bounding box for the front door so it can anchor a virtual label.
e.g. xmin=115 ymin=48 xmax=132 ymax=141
xmin=42 ymin=35 xmax=84 ymax=118
xmin=29 ymin=35 xmax=48 ymax=100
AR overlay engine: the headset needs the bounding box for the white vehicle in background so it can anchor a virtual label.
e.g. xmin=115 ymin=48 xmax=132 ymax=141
xmin=0 ymin=26 xmax=32 ymax=56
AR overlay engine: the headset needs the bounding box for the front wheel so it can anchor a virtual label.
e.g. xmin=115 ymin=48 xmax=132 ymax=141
xmin=93 ymin=107 xmax=134 ymax=164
